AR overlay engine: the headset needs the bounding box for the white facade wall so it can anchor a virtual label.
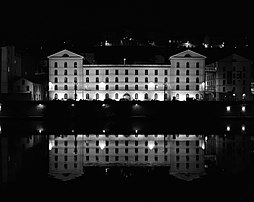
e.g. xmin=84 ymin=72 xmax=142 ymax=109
xmin=48 ymin=49 xmax=207 ymax=101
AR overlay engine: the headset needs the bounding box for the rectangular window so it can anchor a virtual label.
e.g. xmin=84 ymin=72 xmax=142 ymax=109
xmin=164 ymin=70 xmax=168 ymax=75
xmin=145 ymin=70 xmax=148 ymax=75
xmin=115 ymin=70 xmax=118 ymax=75
xmin=125 ymin=70 xmax=128 ymax=75
xmin=86 ymin=70 xmax=89 ymax=75
xmin=105 ymin=70 xmax=109 ymax=75
xmin=135 ymin=70 xmax=138 ymax=75
xmin=155 ymin=70 xmax=158 ymax=75
xmin=96 ymin=70 xmax=99 ymax=75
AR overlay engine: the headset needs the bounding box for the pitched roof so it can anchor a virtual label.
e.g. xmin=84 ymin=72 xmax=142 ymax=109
xmin=47 ymin=49 xmax=84 ymax=59
xmin=169 ymin=49 xmax=206 ymax=59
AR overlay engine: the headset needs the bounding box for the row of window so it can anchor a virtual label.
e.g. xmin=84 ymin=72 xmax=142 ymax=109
xmin=54 ymin=62 xmax=78 ymax=68
xmin=54 ymin=84 xmax=200 ymax=91
xmin=54 ymin=147 xmax=200 ymax=154
xmin=53 ymin=77 xmax=200 ymax=84
xmin=54 ymin=92 xmax=200 ymax=100
xmin=53 ymin=69 xmax=200 ymax=76
xmin=176 ymin=62 xmax=200 ymax=68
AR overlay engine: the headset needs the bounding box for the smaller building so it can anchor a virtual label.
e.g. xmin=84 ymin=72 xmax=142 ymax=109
xmin=13 ymin=77 xmax=44 ymax=100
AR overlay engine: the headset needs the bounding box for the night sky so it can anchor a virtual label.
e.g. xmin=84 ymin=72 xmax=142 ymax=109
xmin=1 ymin=1 xmax=253 ymax=49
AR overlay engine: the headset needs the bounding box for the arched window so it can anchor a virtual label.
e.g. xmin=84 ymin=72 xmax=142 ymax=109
xmin=196 ymin=77 xmax=199 ymax=83
xmin=74 ymin=62 xmax=77 ymax=68
xmin=164 ymin=77 xmax=168 ymax=83
xmin=86 ymin=93 xmax=89 ymax=100
xmin=196 ymin=70 xmax=199 ymax=75
xmin=176 ymin=77 xmax=179 ymax=83
xmin=96 ymin=85 xmax=99 ymax=90
xmin=176 ymin=70 xmax=180 ymax=75
xmin=54 ymin=77 xmax=58 ymax=83
xmin=96 ymin=93 xmax=99 ymax=100
xmin=164 ymin=93 xmax=168 ymax=100
xmin=135 ymin=93 xmax=138 ymax=100
xmin=186 ymin=70 xmax=189 ymax=75
xmin=105 ymin=77 xmax=109 ymax=83
xmin=64 ymin=62 xmax=67 ymax=68
xmin=176 ymin=93 xmax=179 ymax=100
xmin=186 ymin=85 xmax=189 ymax=90
xmin=115 ymin=77 xmax=118 ymax=82
xmin=144 ymin=93 xmax=148 ymax=100
xmin=196 ymin=94 xmax=199 ymax=100
xmin=74 ymin=70 xmax=77 ymax=75
xmin=106 ymin=85 xmax=109 ymax=90
xmin=196 ymin=85 xmax=199 ymax=90
xmin=64 ymin=93 xmax=68 ymax=99
xmin=105 ymin=93 xmax=109 ymax=99
xmin=74 ymin=77 xmax=77 ymax=83
xmin=186 ymin=94 xmax=189 ymax=99
xmin=64 ymin=77 xmax=68 ymax=83
xmin=176 ymin=85 xmax=179 ymax=90
xmin=115 ymin=93 xmax=118 ymax=100
xmin=54 ymin=85 xmax=58 ymax=90
xmin=145 ymin=77 xmax=148 ymax=83
xmin=186 ymin=62 xmax=189 ymax=68
xmin=145 ymin=85 xmax=148 ymax=90
xmin=54 ymin=70 xmax=58 ymax=75
xmin=186 ymin=77 xmax=189 ymax=83
xmin=125 ymin=85 xmax=128 ymax=90
xmin=54 ymin=62 xmax=58 ymax=68
xmin=115 ymin=85 xmax=118 ymax=90
xmin=64 ymin=70 xmax=67 ymax=75
xmin=135 ymin=77 xmax=138 ymax=83
xmin=125 ymin=77 xmax=128 ymax=83
xmin=96 ymin=77 xmax=99 ymax=83
xmin=86 ymin=77 xmax=89 ymax=83
xmin=135 ymin=85 xmax=138 ymax=90
xmin=196 ymin=62 xmax=199 ymax=68
xmin=154 ymin=93 xmax=158 ymax=100
xmin=54 ymin=93 xmax=58 ymax=99
xmin=176 ymin=62 xmax=180 ymax=68
xmin=64 ymin=85 xmax=68 ymax=90
xmin=154 ymin=77 xmax=158 ymax=83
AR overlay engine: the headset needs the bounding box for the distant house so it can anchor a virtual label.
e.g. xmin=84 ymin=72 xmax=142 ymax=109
xmin=13 ymin=78 xmax=44 ymax=100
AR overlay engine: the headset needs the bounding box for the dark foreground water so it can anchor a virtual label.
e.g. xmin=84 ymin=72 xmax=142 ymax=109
xmin=1 ymin=131 xmax=254 ymax=201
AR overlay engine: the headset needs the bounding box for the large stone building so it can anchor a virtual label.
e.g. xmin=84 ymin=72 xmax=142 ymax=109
xmin=48 ymin=49 xmax=206 ymax=101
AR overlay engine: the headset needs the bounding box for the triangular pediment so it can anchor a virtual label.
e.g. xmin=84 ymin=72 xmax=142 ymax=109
xmin=169 ymin=49 xmax=206 ymax=59
xmin=218 ymin=53 xmax=253 ymax=63
xmin=47 ymin=49 xmax=84 ymax=59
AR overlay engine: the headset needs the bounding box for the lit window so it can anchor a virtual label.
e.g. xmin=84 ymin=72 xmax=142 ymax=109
xmin=115 ymin=93 xmax=118 ymax=99
xmin=135 ymin=93 xmax=138 ymax=99
xmin=186 ymin=62 xmax=189 ymax=68
xmin=86 ymin=93 xmax=89 ymax=99
xmin=144 ymin=93 xmax=148 ymax=100
xmin=64 ymin=93 xmax=68 ymax=99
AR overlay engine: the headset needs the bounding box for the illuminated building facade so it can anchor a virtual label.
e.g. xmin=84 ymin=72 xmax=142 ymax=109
xmin=205 ymin=54 xmax=253 ymax=101
xmin=48 ymin=134 xmax=205 ymax=181
xmin=48 ymin=49 xmax=206 ymax=101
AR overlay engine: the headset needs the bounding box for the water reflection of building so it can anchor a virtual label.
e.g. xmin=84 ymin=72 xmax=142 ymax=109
xmin=48 ymin=134 xmax=206 ymax=181
xmin=169 ymin=135 xmax=205 ymax=181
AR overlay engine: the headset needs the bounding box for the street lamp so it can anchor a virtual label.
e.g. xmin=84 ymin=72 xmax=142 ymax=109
xmin=123 ymin=58 xmax=126 ymax=65
xmin=74 ymin=80 xmax=77 ymax=101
